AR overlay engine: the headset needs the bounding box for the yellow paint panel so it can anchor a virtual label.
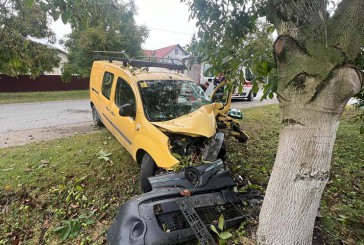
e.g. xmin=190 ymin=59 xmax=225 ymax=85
xmin=151 ymin=104 xmax=217 ymax=138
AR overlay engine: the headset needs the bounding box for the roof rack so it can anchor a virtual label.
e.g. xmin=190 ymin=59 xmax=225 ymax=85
xmin=94 ymin=51 xmax=187 ymax=71
xmin=94 ymin=51 xmax=131 ymax=66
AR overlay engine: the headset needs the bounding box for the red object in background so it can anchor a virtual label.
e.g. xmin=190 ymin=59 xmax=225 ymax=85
xmin=244 ymin=81 xmax=252 ymax=87
xmin=217 ymin=73 xmax=225 ymax=82
xmin=0 ymin=75 xmax=89 ymax=92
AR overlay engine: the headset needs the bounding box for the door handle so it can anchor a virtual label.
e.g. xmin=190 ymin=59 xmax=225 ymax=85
xmin=106 ymin=107 xmax=110 ymax=111
xmin=111 ymin=111 xmax=115 ymax=116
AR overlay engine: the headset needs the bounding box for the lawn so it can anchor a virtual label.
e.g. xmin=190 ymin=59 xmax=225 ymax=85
xmin=0 ymin=90 xmax=89 ymax=104
xmin=0 ymin=105 xmax=363 ymax=244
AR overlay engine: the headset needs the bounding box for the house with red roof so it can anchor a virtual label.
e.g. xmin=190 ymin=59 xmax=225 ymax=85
xmin=143 ymin=44 xmax=188 ymax=60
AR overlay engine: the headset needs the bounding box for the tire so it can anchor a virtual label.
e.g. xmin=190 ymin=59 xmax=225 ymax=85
xmin=140 ymin=154 xmax=157 ymax=193
xmin=247 ymin=91 xmax=253 ymax=101
xmin=92 ymin=105 xmax=104 ymax=127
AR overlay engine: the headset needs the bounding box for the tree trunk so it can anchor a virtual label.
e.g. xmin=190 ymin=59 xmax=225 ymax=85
xmin=256 ymin=0 xmax=364 ymax=243
xmin=256 ymin=62 xmax=363 ymax=245
xmin=257 ymin=112 xmax=339 ymax=244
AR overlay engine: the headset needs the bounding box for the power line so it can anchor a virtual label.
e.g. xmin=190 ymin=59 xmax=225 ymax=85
xmin=148 ymin=27 xmax=195 ymax=36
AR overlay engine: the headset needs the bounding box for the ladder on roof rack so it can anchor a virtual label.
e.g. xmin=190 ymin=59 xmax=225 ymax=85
xmin=93 ymin=51 xmax=187 ymax=71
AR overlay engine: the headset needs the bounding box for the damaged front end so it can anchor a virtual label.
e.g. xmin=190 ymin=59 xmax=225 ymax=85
xmin=107 ymin=160 xmax=246 ymax=245
xmin=154 ymin=107 xmax=248 ymax=171
xmin=164 ymin=113 xmax=248 ymax=172
xmin=167 ymin=132 xmax=225 ymax=168
xmin=107 ymin=82 xmax=252 ymax=244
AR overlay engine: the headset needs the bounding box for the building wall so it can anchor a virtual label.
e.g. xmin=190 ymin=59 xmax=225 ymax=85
xmin=45 ymin=51 xmax=68 ymax=76
xmin=185 ymin=63 xmax=201 ymax=83
xmin=0 ymin=75 xmax=88 ymax=92
xmin=163 ymin=47 xmax=187 ymax=60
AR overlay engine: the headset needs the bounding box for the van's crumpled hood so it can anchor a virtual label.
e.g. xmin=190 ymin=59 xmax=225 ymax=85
xmin=151 ymin=104 xmax=217 ymax=138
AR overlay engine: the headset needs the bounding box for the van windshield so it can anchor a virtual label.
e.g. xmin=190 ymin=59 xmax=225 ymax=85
xmin=138 ymin=80 xmax=212 ymax=122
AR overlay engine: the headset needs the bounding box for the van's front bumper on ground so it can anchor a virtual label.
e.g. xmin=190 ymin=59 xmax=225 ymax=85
xmin=107 ymin=161 xmax=246 ymax=245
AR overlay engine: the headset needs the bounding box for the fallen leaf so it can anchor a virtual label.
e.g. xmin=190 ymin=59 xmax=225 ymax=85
xmin=70 ymin=203 xmax=79 ymax=209
xmin=2 ymin=168 xmax=14 ymax=172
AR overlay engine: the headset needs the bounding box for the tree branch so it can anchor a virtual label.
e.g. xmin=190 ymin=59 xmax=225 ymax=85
xmin=328 ymin=0 xmax=364 ymax=60
xmin=266 ymin=0 xmax=326 ymax=40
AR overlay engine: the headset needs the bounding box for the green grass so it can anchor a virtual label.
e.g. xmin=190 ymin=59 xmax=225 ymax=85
xmin=0 ymin=90 xmax=89 ymax=104
xmin=225 ymin=105 xmax=364 ymax=244
xmin=0 ymin=105 xmax=363 ymax=244
xmin=0 ymin=130 xmax=139 ymax=244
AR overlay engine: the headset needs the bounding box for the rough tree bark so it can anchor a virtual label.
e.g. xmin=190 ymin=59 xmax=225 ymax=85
xmin=257 ymin=0 xmax=364 ymax=244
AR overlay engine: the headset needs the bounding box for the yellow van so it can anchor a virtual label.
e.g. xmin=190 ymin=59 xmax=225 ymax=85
xmin=89 ymin=54 xmax=245 ymax=192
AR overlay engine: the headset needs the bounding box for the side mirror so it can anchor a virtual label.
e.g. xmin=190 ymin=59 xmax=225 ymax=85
xmin=119 ymin=103 xmax=134 ymax=117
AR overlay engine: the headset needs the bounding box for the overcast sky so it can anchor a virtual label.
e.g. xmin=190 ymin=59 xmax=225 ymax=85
xmin=134 ymin=0 xmax=197 ymax=50
xmin=50 ymin=0 xmax=197 ymax=51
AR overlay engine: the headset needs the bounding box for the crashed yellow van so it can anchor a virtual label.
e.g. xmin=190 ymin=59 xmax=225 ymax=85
xmin=90 ymin=53 xmax=246 ymax=192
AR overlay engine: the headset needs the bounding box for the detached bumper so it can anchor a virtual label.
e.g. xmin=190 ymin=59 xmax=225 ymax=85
xmin=107 ymin=161 xmax=245 ymax=245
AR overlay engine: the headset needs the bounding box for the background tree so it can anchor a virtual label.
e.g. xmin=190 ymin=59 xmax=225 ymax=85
xmin=52 ymin=0 xmax=148 ymax=81
xmin=184 ymin=4 xmax=276 ymax=97
xmin=0 ymin=0 xmax=60 ymax=77
xmin=183 ymin=0 xmax=364 ymax=244
xmin=354 ymin=45 xmax=364 ymax=132
xmin=184 ymin=33 xmax=199 ymax=55
xmin=355 ymin=90 xmax=364 ymax=132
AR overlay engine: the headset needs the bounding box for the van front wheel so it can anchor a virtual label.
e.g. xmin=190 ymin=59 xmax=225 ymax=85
xmin=140 ymin=154 xmax=157 ymax=193
xmin=92 ymin=105 xmax=103 ymax=127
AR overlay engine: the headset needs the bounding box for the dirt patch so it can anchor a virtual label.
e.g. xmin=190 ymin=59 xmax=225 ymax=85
xmin=0 ymin=122 xmax=96 ymax=148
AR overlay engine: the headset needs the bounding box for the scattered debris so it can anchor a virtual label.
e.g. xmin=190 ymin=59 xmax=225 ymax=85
xmin=107 ymin=161 xmax=246 ymax=245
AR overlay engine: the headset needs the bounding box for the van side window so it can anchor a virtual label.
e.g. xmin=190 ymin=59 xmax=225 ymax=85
xmin=102 ymin=72 xmax=114 ymax=99
xmin=115 ymin=77 xmax=136 ymax=118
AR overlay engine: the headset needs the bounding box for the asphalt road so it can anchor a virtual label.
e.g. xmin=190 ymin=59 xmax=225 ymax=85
xmin=1 ymin=93 xmax=278 ymax=132
xmin=0 ymin=92 xmax=279 ymax=148
xmin=231 ymin=90 xmax=278 ymax=109
xmin=0 ymin=100 xmax=94 ymax=148
xmin=0 ymin=100 xmax=92 ymax=133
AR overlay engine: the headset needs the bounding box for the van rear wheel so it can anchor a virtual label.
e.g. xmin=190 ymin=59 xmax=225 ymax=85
xmin=92 ymin=105 xmax=103 ymax=127
xmin=140 ymin=154 xmax=157 ymax=193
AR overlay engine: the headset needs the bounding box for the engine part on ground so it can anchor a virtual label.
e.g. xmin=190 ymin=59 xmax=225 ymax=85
xmin=107 ymin=161 xmax=245 ymax=245
xmin=228 ymin=108 xmax=243 ymax=119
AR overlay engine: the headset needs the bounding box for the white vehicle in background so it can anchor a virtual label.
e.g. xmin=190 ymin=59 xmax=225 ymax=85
xmin=186 ymin=63 xmax=256 ymax=101
xmin=231 ymin=66 xmax=256 ymax=101
xmin=199 ymin=63 xmax=217 ymax=96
